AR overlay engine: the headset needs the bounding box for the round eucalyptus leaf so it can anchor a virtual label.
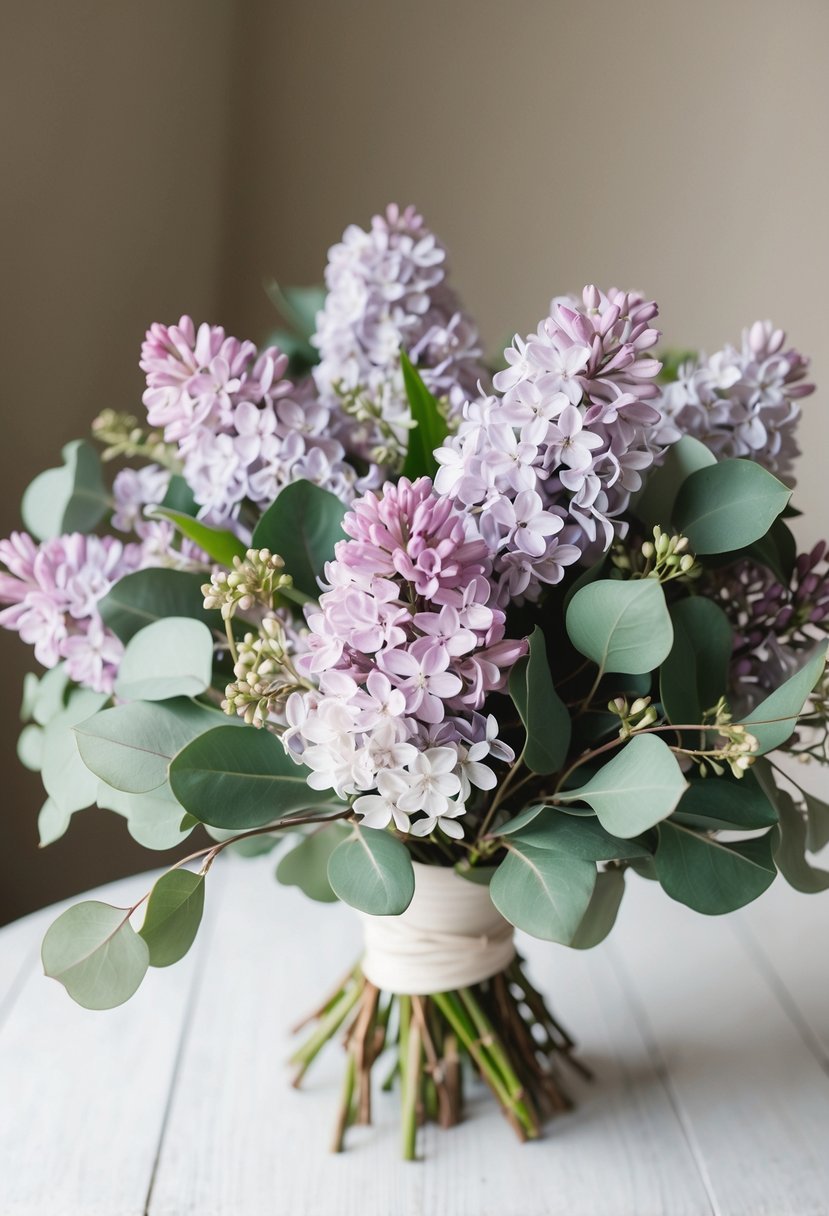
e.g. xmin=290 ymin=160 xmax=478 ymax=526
xmin=252 ymin=480 xmax=347 ymax=600
xmin=98 ymin=568 xmax=216 ymax=645
xmin=38 ymin=798 xmax=72 ymax=847
xmin=506 ymin=811 xmax=650 ymax=861
xmin=139 ymin=870 xmax=205 ymax=967
xmin=509 ymin=626 xmax=571 ymax=774
xmin=633 ymin=435 xmax=716 ymax=531
xmin=654 ymin=821 xmax=776 ymax=914
xmin=115 ymin=617 xmax=214 ymax=702
xmin=17 ymin=723 xmax=44 ymax=772
xmin=42 ymin=689 xmax=108 ymax=814
xmin=96 ymin=782 xmax=197 ymax=851
xmin=570 ymin=868 xmax=626 ymax=950
xmin=672 ymin=775 xmax=777 ymax=831
xmin=21 ymin=440 xmax=108 ymax=541
xmin=558 ymin=734 xmax=688 ymax=837
xmin=490 ymin=843 xmax=596 ymax=943
xmin=327 ymin=827 xmax=415 ymax=915
xmin=31 ymin=665 xmax=70 ymax=727
xmin=276 ymin=823 xmax=350 ymax=903
xmin=673 ymin=459 xmax=791 ymax=554
xmin=566 ymin=578 xmax=673 ymax=676
xmin=41 ymin=901 xmax=149 ymax=1010
xmin=741 ymin=642 xmax=827 ymax=755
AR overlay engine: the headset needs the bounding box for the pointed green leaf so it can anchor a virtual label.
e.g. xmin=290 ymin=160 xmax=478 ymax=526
xmin=399 ymin=351 xmax=449 ymax=481
xmin=490 ymin=843 xmax=596 ymax=943
xmin=634 ymin=435 xmax=716 ymax=531
xmin=38 ymin=798 xmax=71 ymax=846
xmin=570 ymin=869 xmax=626 ymax=949
xmin=672 ymin=775 xmax=777 ymax=831
xmin=42 ymin=901 xmax=149 ymax=1009
xmin=327 ymin=827 xmax=415 ymax=915
xmin=655 ymin=821 xmax=776 ymax=914
xmin=115 ymin=618 xmax=214 ymax=702
xmin=804 ymin=788 xmax=829 ymax=854
xmin=673 ymin=459 xmax=791 ymax=554
xmin=99 ymin=568 xmax=216 ymax=644
xmin=741 ymin=643 xmax=827 ymax=754
xmin=22 ymin=440 xmax=109 ymax=541
xmin=139 ymin=870 xmax=205 ymax=967
xmin=251 ymin=480 xmax=347 ymax=599
xmin=148 ymin=507 xmax=247 ymax=567
xmin=276 ymin=823 xmax=350 ymax=903
xmin=509 ymin=627 xmax=571 ymax=774
xmin=566 ymin=578 xmax=673 ymax=675
xmin=771 ymin=788 xmax=829 ymax=893
xmin=558 ymin=734 xmax=687 ymax=837
xmin=660 ymin=597 xmax=732 ymax=725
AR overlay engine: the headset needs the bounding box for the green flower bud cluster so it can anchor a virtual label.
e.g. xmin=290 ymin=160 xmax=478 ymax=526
xmin=202 ymin=549 xmax=293 ymax=621
xmin=698 ymin=697 xmax=758 ymax=778
xmin=223 ymin=614 xmax=305 ymax=727
xmin=608 ymin=694 xmax=659 ymax=739
xmin=334 ymin=380 xmax=410 ymax=469
xmin=612 ymin=526 xmax=701 ymax=584
xmin=92 ymin=409 xmax=180 ymax=470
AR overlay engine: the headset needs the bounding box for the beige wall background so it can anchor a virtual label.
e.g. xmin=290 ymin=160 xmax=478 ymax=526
xmin=1 ymin=0 xmax=827 ymax=921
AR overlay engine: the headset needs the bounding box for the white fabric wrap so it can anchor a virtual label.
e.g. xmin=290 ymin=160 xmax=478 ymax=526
xmin=359 ymin=862 xmax=516 ymax=995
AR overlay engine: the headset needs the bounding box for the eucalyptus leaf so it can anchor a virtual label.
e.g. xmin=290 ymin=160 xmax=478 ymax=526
xmin=771 ymin=788 xmax=829 ymax=893
xmin=747 ymin=518 xmax=797 ymax=584
xmin=672 ymin=775 xmax=778 ymax=831
xmin=654 ymin=821 xmax=776 ymax=914
xmin=161 ymin=475 xmax=198 ymax=516
xmin=22 ymin=440 xmax=109 ymax=541
xmin=38 ymin=798 xmax=71 ymax=847
xmin=148 ymin=506 xmax=247 ymax=567
xmin=30 ymin=665 xmax=70 ymax=726
xmin=170 ymin=724 xmax=334 ymax=829
xmin=139 ymin=870 xmax=205 ymax=967
xmin=399 ymin=352 xmax=449 ymax=481
xmin=566 ymin=578 xmax=673 ymax=676
xmin=659 ymin=598 xmax=732 ymax=725
xmin=673 ymin=459 xmax=791 ymax=554
xmin=115 ymin=618 xmax=214 ymax=702
xmin=504 ymin=811 xmax=650 ymax=861
xmin=741 ymin=642 xmax=827 ymax=754
xmin=570 ymin=869 xmax=626 ymax=949
xmin=633 ymin=435 xmax=716 ymax=531
xmin=803 ymin=789 xmax=829 ymax=854
xmin=96 ymin=782 xmax=197 ymax=850
xmin=42 ymin=689 xmax=108 ymax=814
xmin=509 ymin=626 xmax=571 ymax=774
xmin=41 ymin=901 xmax=149 ymax=1009
xmin=327 ymin=827 xmax=415 ymax=915
xmin=17 ymin=723 xmax=44 ymax=771
xmin=557 ymin=734 xmax=687 ymax=837
xmin=490 ymin=843 xmax=596 ymax=943
xmin=251 ymin=480 xmax=347 ymax=599
xmin=266 ymin=282 xmax=325 ymax=340
xmin=99 ymin=568 xmax=216 ymax=644
xmin=276 ymin=823 xmax=350 ymax=903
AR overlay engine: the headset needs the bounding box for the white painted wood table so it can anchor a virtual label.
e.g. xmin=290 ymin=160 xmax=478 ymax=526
xmin=1 ymin=855 xmax=828 ymax=1216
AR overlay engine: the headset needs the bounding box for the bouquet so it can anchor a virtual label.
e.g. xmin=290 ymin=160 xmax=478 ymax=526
xmin=4 ymin=204 xmax=828 ymax=1160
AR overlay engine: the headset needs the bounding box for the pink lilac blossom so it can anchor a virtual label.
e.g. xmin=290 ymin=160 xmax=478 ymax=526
xmin=111 ymin=464 xmax=172 ymax=531
xmin=435 ymin=286 xmax=664 ymax=604
xmin=283 ymin=478 xmax=523 ymax=839
xmin=140 ymin=318 xmax=357 ymax=520
xmin=312 ymin=204 xmax=486 ymax=460
xmin=656 ymin=321 xmax=814 ymax=484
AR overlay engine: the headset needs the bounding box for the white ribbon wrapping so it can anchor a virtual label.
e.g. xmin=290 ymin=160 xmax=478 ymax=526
xmin=359 ymin=862 xmax=516 ymax=995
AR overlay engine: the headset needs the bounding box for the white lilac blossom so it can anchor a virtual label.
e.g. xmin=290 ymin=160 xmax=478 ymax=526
xmin=656 ymin=321 xmax=814 ymax=484
xmin=140 ymin=318 xmax=358 ymax=520
xmin=283 ymin=478 xmax=524 ymax=839
xmin=435 ymin=286 xmax=664 ymax=604
xmin=312 ymin=204 xmax=486 ymax=465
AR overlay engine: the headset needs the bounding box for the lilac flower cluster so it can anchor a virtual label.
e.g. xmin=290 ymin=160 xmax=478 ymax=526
xmin=657 ymin=321 xmax=814 ymax=483
xmin=312 ymin=204 xmax=486 ymax=464
xmin=0 ymin=532 xmax=145 ymax=693
xmin=284 ymin=478 xmax=524 ymax=839
xmin=141 ymin=317 xmax=357 ymax=520
xmin=435 ymin=286 xmax=664 ymax=604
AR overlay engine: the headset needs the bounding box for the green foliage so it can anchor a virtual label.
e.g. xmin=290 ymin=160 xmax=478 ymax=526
xmin=659 ymin=597 xmax=733 ymax=725
xmin=96 ymin=783 xmax=197 ymax=851
xmin=99 ymin=568 xmax=216 ymax=644
xmin=75 ymin=698 xmax=229 ymax=794
xmin=633 ymin=435 xmax=715 ymax=531
xmin=490 ymin=843 xmax=596 ymax=943
xmin=276 ymin=823 xmax=350 ymax=903
xmin=28 ymin=665 xmax=70 ymax=726
xmin=508 ymin=627 xmax=571 ymax=774
xmin=265 ymin=282 xmax=324 ymax=374
xmin=654 ymin=822 xmax=776 ymax=914
xmin=672 ymin=775 xmax=778 ymax=830
xmin=771 ymin=789 xmax=829 ymax=893
xmin=747 ymin=517 xmax=797 ymax=584
xmin=673 ymin=459 xmax=791 ymax=554
xmin=38 ymin=799 xmax=71 ymax=847
xmin=21 ymin=440 xmax=109 ymax=541
xmin=327 ymin=827 xmax=415 ymax=915
xmin=566 ymin=578 xmax=673 ymax=676
xmin=252 ymin=480 xmax=347 ymax=599
xmin=499 ymin=807 xmax=649 ymax=860
xmin=399 ymin=352 xmax=449 ymax=481
xmin=160 ymin=475 xmax=198 ymax=516
xmin=139 ymin=870 xmax=205 ymax=967
xmin=41 ymin=688 xmax=108 ymax=815
xmin=41 ymin=901 xmax=149 ymax=1009
xmin=570 ymin=869 xmax=626 ymax=950
xmin=557 ymin=734 xmax=687 ymax=837
xmin=169 ymin=723 xmax=334 ymax=829
xmin=17 ymin=723 xmax=44 ymax=771
xmin=148 ymin=506 xmax=247 ymax=567
xmin=114 ymin=618 xmax=214 ymax=702
xmin=741 ymin=643 xmax=827 ymax=754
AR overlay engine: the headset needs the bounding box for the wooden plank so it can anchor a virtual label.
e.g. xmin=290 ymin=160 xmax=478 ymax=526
xmin=0 ymin=869 xmax=212 ymax=1216
xmin=149 ymin=857 xmax=712 ymax=1216
xmin=610 ymin=875 xmax=829 ymax=1216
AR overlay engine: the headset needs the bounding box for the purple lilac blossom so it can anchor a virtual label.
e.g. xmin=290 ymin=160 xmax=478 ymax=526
xmin=284 ymin=478 xmax=524 ymax=839
xmin=312 ymin=204 xmax=486 ymax=461
xmin=656 ymin=321 xmax=814 ymax=484
xmin=434 ymin=286 xmax=664 ymax=604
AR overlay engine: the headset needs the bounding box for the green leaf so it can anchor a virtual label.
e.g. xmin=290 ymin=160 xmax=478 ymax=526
xmin=654 ymin=822 xmax=776 ymax=914
xmin=659 ymin=598 xmax=733 ymax=725
xmin=803 ymin=788 xmax=829 ymax=854
xmin=566 ymin=578 xmax=673 ymax=676
xmin=41 ymin=901 xmax=149 ymax=1009
xmin=570 ymin=869 xmax=626 ymax=949
xmin=490 ymin=843 xmax=596 ymax=943
xmin=75 ymin=698 xmax=230 ymax=794
xmin=771 ymin=789 xmax=829 ymax=893
xmin=30 ymin=665 xmax=70 ymax=726
xmin=673 ymin=775 xmax=778 ymax=830
xmin=115 ymin=618 xmax=214 ymax=702
xmin=503 ymin=810 xmax=650 ymax=861
xmin=169 ymin=724 xmax=333 ymax=829
xmin=746 ymin=518 xmax=797 ymax=584
xmin=17 ymin=723 xmax=44 ymax=771
xmin=509 ymin=627 xmax=571 ymax=774
xmin=327 ymin=827 xmax=415 ymax=915
xmin=96 ymin=782 xmax=198 ymax=850
xmin=139 ymin=870 xmax=205 ymax=967
xmin=38 ymin=798 xmax=71 ymax=846
xmin=265 ymin=282 xmax=325 ymax=340
xmin=633 ymin=435 xmax=716 ymax=531
xmin=252 ymin=480 xmax=347 ymax=599
xmin=148 ymin=507 xmax=247 ymax=568
xmin=741 ymin=643 xmax=828 ymax=754
xmin=399 ymin=351 xmax=449 ymax=481
xmin=161 ymin=474 xmax=198 ymax=516
xmin=42 ymin=689 xmax=108 ymax=814
xmin=558 ymin=734 xmax=688 ymax=837
xmin=276 ymin=823 xmax=350 ymax=903
xmin=21 ymin=440 xmax=109 ymax=541
xmin=673 ymin=459 xmax=791 ymax=554
xmin=99 ymin=568 xmax=216 ymax=644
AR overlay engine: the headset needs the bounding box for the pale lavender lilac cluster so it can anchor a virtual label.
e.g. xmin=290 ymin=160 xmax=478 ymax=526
xmin=657 ymin=321 xmax=814 ymax=484
xmin=0 ymin=532 xmax=144 ymax=693
xmin=284 ymin=478 xmax=524 ymax=839
xmin=141 ymin=317 xmax=357 ymax=520
xmin=312 ymin=204 xmax=486 ymax=462
xmin=434 ymin=286 xmax=664 ymax=604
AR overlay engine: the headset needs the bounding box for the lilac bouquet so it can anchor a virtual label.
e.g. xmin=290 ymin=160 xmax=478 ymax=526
xmin=4 ymin=204 xmax=828 ymax=1159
